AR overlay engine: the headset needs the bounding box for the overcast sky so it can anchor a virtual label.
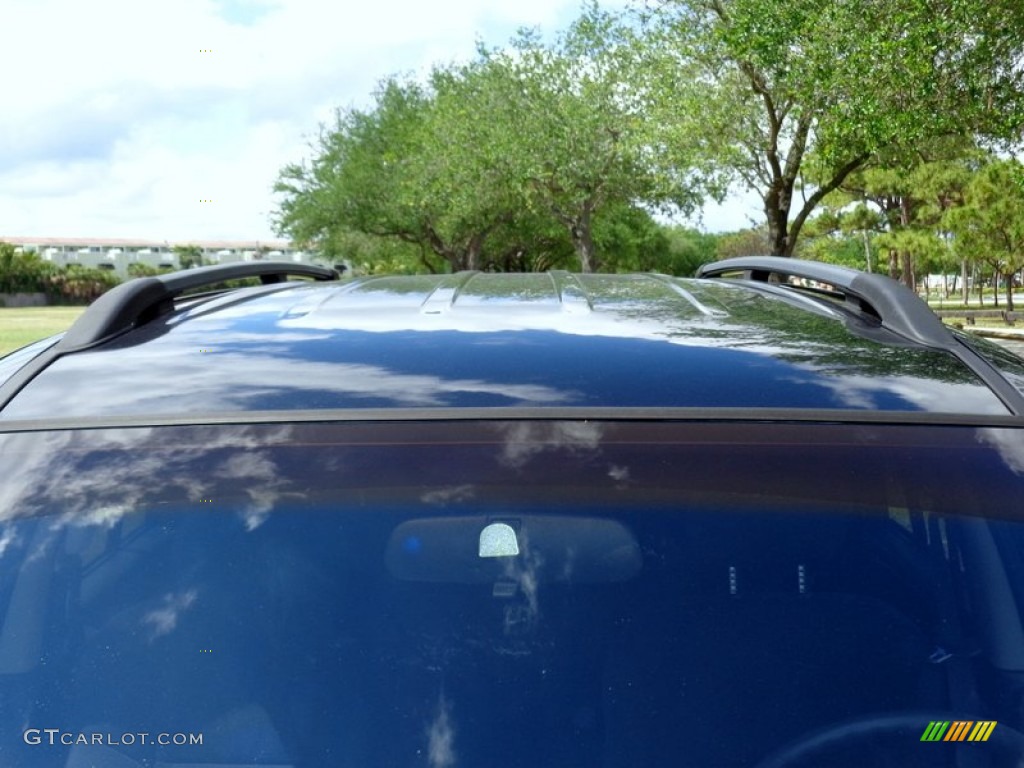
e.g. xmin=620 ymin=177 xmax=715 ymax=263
xmin=0 ymin=0 xmax=758 ymax=243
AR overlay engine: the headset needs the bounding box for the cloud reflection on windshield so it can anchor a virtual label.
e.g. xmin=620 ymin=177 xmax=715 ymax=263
xmin=2 ymin=351 xmax=578 ymax=420
xmin=979 ymin=428 xmax=1024 ymax=476
xmin=426 ymin=691 xmax=457 ymax=768
xmin=499 ymin=422 xmax=602 ymax=470
xmin=0 ymin=425 xmax=295 ymax=538
xmin=144 ymin=589 xmax=198 ymax=641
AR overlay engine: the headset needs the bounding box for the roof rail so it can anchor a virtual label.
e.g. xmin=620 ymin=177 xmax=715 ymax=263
xmin=697 ymin=256 xmax=954 ymax=349
xmin=55 ymin=261 xmax=338 ymax=352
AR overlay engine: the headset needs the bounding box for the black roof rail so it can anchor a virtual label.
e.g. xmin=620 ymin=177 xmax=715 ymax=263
xmin=697 ymin=256 xmax=954 ymax=349
xmin=56 ymin=261 xmax=338 ymax=352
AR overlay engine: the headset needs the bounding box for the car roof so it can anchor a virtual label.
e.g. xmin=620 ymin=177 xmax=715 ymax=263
xmin=0 ymin=260 xmax=1022 ymax=428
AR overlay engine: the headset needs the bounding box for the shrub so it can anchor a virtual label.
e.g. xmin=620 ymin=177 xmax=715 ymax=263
xmin=0 ymin=244 xmax=56 ymax=293
xmin=126 ymin=263 xmax=162 ymax=278
xmin=45 ymin=265 xmax=121 ymax=304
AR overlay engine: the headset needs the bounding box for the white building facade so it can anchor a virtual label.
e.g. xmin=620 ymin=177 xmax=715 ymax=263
xmin=0 ymin=236 xmax=330 ymax=276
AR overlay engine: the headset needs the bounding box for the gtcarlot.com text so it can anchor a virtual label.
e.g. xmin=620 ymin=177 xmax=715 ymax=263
xmin=23 ymin=729 xmax=203 ymax=747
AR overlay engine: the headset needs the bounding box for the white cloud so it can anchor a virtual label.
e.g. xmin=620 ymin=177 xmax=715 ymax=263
xmin=0 ymin=0 xmax=616 ymax=241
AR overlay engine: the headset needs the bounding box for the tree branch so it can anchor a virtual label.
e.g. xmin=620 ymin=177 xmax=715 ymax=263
xmin=789 ymin=153 xmax=872 ymax=251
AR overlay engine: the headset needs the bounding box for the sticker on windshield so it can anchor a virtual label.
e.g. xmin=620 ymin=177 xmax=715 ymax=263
xmin=920 ymin=721 xmax=997 ymax=742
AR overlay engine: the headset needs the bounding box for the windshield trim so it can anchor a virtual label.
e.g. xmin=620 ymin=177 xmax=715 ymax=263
xmin=1 ymin=406 xmax=1023 ymax=433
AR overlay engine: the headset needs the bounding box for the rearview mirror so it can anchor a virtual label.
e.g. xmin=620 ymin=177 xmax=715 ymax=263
xmin=385 ymin=515 xmax=641 ymax=584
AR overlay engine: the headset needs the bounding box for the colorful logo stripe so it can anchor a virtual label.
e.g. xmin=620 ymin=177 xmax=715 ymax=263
xmin=921 ymin=721 xmax=997 ymax=742
xmin=966 ymin=722 xmax=998 ymax=742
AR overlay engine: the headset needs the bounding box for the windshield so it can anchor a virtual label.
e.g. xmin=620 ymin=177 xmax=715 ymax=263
xmin=1 ymin=420 xmax=1023 ymax=767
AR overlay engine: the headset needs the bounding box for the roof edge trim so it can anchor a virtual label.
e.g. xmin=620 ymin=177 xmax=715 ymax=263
xmin=1 ymin=407 xmax=1020 ymax=433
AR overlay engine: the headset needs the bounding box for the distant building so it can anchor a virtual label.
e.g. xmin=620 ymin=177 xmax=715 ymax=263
xmin=0 ymin=236 xmax=331 ymax=277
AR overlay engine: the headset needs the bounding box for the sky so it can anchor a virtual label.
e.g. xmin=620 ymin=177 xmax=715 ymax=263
xmin=0 ymin=0 xmax=759 ymax=243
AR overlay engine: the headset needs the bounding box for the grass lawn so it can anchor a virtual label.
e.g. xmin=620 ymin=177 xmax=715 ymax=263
xmin=0 ymin=307 xmax=86 ymax=357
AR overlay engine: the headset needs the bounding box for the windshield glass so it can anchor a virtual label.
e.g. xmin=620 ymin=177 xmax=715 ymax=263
xmin=1 ymin=421 xmax=1023 ymax=767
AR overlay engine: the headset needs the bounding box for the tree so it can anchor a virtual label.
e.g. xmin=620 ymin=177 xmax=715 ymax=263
xmin=275 ymin=80 xmax=451 ymax=273
xmin=844 ymin=152 xmax=974 ymax=289
xmin=274 ymin=5 xmax=719 ymax=274
xmin=660 ymin=226 xmax=721 ymax=275
xmin=643 ymin=0 xmax=1024 ymax=257
xmin=802 ymin=137 xmax=984 ymax=293
xmin=314 ymin=230 xmax=426 ymax=275
xmin=275 ymin=67 xmax=567 ymax=273
xmin=173 ymin=245 xmax=205 ymax=269
xmin=479 ymin=6 xmax=715 ymax=271
xmin=715 ymin=226 xmax=772 ymax=259
xmin=588 ymin=204 xmax=668 ymax=273
xmin=947 ymin=158 xmax=1024 ymax=311
xmin=802 ymin=203 xmax=887 ymax=273
xmin=0 ymin=244 xmax=54 ymax=293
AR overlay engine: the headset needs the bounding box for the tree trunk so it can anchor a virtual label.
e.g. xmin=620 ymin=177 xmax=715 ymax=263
xmin=782 ymin=153 xmax=872 ymax=257
xmin=1005 ymin=272 xmax=1014 ymax=312
xmin=571 ymin=205 xmax=598 ymax=273
xmin=465 ymin=232 xmax=485 ymax=272
xmin=764 ymin=183 xmax=792 ymax=256
xmin=900 ymin=250 xmax=915 ymax=292
xmin=897 ymin=198 xmax=914 ymax=289
xmin=574 ymin=229 xmax=597 ymax=273
xmin=425 ymin=227 xmax=465 ymax=273
xmin=961 ymin=259 xmax=969 ymax=305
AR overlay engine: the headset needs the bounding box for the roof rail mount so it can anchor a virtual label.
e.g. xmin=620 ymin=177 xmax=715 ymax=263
xmin=697 ymin=256 xmax=954 ymax=349
xmin=57 ymin=261 xmax=339 ymax=352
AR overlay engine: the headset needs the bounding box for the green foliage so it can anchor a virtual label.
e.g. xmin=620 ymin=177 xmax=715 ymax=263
xmin=0 ymin=245 xmax=127 ymax=303
xmin=273 ymin=1 xmax=1024 ymax=274
xmin=661 ymin=228 xmax=721 ymax=276
xmin=808 ymin=140 xmax=982 ymax=284
xmin=332 ymin=230 xmax=435 ymax=275
xmin=795 ymin=229 xmax=874 ymax=271
xmin=273 ymin=5 xmax=717 ymax=274
xmin=126 ymin=263 xmax=163 ymax=278
xmin=274 ymin=74 xmax=505 ymax=272
xmin=476 ymin=213 xmax=576 ymax=273
xmin=0 ymin=245 xmax=55 ymax=293
xmin=591 ymin=205 xmax=670 ymax=273
xmin=642 ymin=0 xmax=1024 ymax=256
xmin=715 ymin=227 xmax=772 ymax=259
xmin=602 ymin=221 xmax=720 ymax=276
xmin=172 ymin=245 xmax=205 ymax=269
xmin=479 ymin=6 xmax=716 ymax=271
xmin=45 ymin=265 xmax=121 ymax=304
xmin=946 ymin=158 xmax=1024 ymax=310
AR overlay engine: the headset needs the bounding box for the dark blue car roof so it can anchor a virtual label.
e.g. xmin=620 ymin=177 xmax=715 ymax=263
xmin=0 ymin=270 xmax=1016 ymax=425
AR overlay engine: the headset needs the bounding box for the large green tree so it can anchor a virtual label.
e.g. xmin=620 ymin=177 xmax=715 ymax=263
xmin=819 ymin=143 xmax=978 ymax=288
xmin=947 ymin=158 xmax=1024 ymax=311
xmin=274 ymin=78 xmax=502 ymax=273
xmin=478 ymin=7 xmax=715 ymax=271
xmin=643 ymin=0 xmax=1024 ymax=257
xmin=274 ymin=6 xmax=717 ymax=274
